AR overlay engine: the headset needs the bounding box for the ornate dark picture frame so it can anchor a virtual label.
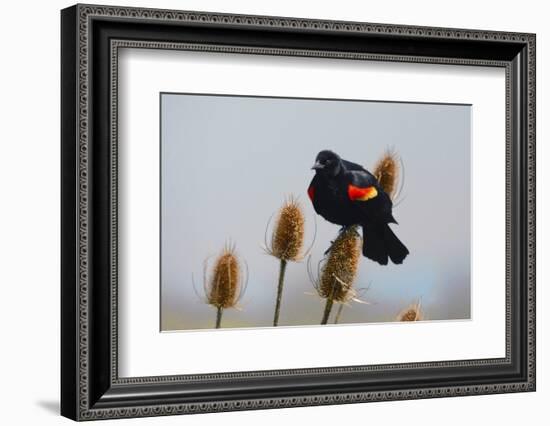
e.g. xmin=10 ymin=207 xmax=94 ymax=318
xmin=61 ymin=4 xmax=536 ymax=421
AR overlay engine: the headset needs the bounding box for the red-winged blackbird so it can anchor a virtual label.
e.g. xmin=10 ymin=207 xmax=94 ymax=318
xmin=308 ymin=150 xmax=409 ymax=265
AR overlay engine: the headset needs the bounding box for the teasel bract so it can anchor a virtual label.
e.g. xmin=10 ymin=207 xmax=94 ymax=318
xmin=264 ymin=196 xmax=307 ymax=326
xmin=314 ymin=226 xmax=362 ymax=325
xmin=373 ymin=149 xmax=402 ymax=201
xmin=396 ymin=301 xmax=424 ymax=321
xmin=204 ymin=243 xmax=246 ymax=329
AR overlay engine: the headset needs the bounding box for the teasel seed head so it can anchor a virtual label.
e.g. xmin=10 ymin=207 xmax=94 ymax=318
xmin=397 ymin=301 xmax=424 ymax=321
xmin=206 ymin=243 xmax=242 ymax=309
xmin=317 ymin=226 xmax=361 ymax=304
xmin=373 ymin=149 xmax=400 ymax=199
xmin=269 ymin=196 xmax=305 ymax=261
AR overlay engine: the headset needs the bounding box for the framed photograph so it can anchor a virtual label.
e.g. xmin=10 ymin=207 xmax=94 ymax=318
xmin=61 ymin=4 xmax=536 ymax=421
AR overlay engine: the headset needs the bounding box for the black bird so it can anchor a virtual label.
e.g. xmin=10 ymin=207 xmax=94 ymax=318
xmin=308 ymin=150 xmax=409 ymax=265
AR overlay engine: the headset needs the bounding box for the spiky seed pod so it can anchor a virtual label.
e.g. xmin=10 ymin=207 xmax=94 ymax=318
xmin=397 ymin=302 xmax=424 ymax=321
xmin=373 ymin=150 xmax=400 ymax=199
xmin=318 ymin=226 xmax=361 ymax=324
xmin=319 ymin=226 xmax=362 ymax=303
xmin=270 ymin=197 xmax=305 ymax=261
xmin=206 ymin=245 xmax=241 ymax=310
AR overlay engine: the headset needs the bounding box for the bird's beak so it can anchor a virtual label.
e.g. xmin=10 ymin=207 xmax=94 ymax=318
xmin=311 ymin=161 xmax=324 ymax=170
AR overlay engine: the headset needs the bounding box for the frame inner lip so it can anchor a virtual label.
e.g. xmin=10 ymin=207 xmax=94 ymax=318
xmin=110 ymin=38 xmax=513 ymax=384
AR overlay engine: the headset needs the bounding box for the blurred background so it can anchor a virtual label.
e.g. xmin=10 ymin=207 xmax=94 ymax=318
xmin=160 ymin=93 xmax=471 ymax=331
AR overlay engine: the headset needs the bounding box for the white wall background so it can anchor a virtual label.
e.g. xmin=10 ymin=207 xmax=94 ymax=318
xmin=0 ymin=0 xmax=546 ymax=424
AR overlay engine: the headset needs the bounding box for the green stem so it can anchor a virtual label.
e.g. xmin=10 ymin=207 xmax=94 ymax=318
xmin=215 ymin=306 xmax=223 ymax=329
xmin=273 ymin=259 xmax=288 ymax=326
xmin=334 ymin=303 xmax=344 ymax=324
xmin=321 ymin=298 xmax=334 ymax=325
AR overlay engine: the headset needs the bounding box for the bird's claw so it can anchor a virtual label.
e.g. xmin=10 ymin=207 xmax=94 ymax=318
xmin=324 ymin=241 xmax=335 ymax=256
xmin=324 ymin=226 xmax=356 ymax=255
xmin=325 ymin=227 xmax=347 ymax=255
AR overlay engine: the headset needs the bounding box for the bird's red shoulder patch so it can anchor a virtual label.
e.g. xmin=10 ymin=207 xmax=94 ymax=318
xmin=307 ymin=186 xmax=315 ymax=202
xmin=347 ymin=184 xmax=378 ymax=201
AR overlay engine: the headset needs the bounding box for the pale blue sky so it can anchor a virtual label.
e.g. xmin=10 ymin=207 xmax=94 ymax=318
xmin=160 ymin=93 xmax=471 ymax=331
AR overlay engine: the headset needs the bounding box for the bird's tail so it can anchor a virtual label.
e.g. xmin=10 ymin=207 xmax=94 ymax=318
xmin=362 ymin=223 xmax=409 ymax=265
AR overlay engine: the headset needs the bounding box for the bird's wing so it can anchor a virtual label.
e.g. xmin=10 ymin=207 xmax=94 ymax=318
xmin=347 ymin=170 xmax=396 ymax=223
xmin=347 ymin=170 xmax=380 ymax=201
xmin=342 ymin=159 xmax=366 ymax=172
xmin=348 ymin=169 xmax=379 ymax=187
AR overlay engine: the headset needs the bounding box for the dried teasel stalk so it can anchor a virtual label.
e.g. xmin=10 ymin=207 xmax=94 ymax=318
xmin=334 ymin=303 xmax=345 ymax=325
xmin=396 ymin=301 xmax=424 ymax=322
xmin=205 ymin=243 xmax=243 ymax=328
xmin=317 ymin=226 xmax=362 ymax=324
xmin=373 ymin=149 xmax=400 ymax=200
xmin=265 ymin=196 xmax=306 ymax=326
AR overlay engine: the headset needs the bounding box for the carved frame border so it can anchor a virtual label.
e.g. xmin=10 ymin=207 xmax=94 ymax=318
xmin=61 ymin=3 xmax=535 ymax=421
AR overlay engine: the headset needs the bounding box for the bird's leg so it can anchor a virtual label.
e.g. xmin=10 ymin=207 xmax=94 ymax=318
xmin=324 ymin=226 xmax=352 ymax=255
xmin=339 ymin=225 xmax=352 ymax=234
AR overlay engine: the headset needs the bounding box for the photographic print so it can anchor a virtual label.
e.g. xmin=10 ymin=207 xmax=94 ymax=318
xmin=160 ymin=93 xmax=471 ymax=331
